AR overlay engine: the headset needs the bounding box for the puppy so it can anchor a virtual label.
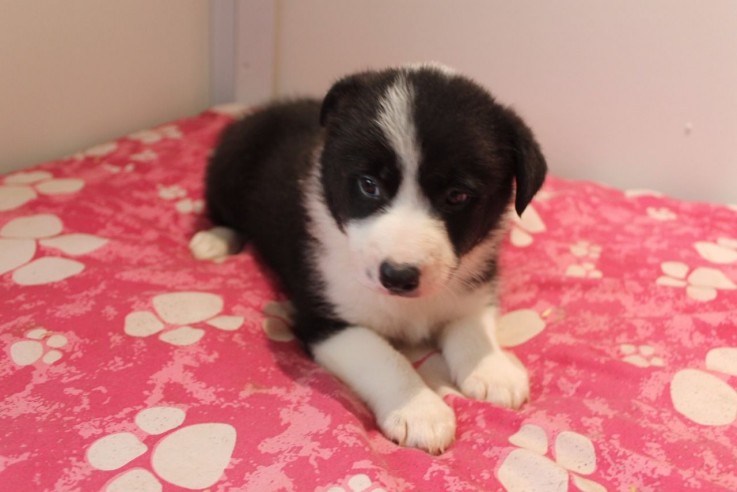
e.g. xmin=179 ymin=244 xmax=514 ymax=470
xmin=190 ymin=64 xmax=547 ymax=453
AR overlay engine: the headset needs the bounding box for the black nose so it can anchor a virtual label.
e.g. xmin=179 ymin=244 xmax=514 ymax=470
xmin=379 ymin=261 xmax=420 ymax=294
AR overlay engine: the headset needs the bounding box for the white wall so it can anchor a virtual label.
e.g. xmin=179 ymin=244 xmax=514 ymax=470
xmin=0 ymin=1 xmax=210 ymax=174
xmin=234 ymin=0 xmax=277 ymax=106
xmin=273 ymin=0 xmax=737 ymax=204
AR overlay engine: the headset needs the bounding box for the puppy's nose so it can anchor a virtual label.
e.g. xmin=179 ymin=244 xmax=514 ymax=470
xmin=379 ymin=261 xmax=420 ymax=294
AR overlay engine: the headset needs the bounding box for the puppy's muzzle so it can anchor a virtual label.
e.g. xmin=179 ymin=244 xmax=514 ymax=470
xmin=379 ymin=260 xmax=420 ymax=295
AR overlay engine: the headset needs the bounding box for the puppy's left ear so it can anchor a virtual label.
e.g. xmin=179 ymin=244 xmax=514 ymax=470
xmin=505 ymin=109 xmax=548 ymax=216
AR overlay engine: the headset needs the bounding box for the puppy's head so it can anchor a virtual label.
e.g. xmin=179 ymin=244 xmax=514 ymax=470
xmin=318 ymin=64 xmax=547 ymax=297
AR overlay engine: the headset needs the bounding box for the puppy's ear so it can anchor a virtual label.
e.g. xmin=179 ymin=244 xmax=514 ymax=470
xmin=320 ymin=75 xmax=363 ymax=126
xmin=504 ymin=109 xmax=548 ymax=216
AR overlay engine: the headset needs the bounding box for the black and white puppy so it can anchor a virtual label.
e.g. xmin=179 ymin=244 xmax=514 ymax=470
xmin=190 ymin=64 xmax=547 ymax=453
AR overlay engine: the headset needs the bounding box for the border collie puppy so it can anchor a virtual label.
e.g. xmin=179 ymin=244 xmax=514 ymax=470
xmin=190 ymin=64 xmax=547 ymax=453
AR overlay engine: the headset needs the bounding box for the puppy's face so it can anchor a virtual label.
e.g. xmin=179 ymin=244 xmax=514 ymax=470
xmin=319 ymin=66 xmax=547 ymax=297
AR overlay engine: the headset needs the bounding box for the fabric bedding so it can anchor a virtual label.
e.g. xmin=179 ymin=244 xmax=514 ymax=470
xmin=1 ymin=106 xmax=736 ymax=491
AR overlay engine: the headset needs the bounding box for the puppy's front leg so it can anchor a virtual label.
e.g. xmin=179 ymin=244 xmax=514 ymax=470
xmin=313 ymin=326 xmax=456 ymax=453
xmin=440 ymin=307 xmax=529 ymax=409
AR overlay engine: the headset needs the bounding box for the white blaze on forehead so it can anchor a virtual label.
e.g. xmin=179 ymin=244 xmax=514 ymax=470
xmin=404 ymin=61 xmax=457 ymax=76
xmin=360 ymin=75 xmax=457 ymax=288
xmin=376 ymin=75 xmax=421 ymax=177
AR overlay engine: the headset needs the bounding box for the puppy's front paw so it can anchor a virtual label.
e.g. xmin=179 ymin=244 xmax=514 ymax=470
xmin=458 ymin=352 xmax=529 ymax=409
xmin=378 ymin=389 xmax=456 ymax=454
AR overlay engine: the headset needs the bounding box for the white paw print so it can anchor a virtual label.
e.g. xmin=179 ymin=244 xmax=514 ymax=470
xmin=157 ymin=184 xmax=203 ymax=215
xmin=0 ymin=170 xmax=84 ymax=212
xmin=569 ymin=241 xmax=602 ymax=261
xmin=174 ymin=197 xmax=204 ymax=214
xmin=0 ymin=214 xmax=108 ymax=285
xmin=103 ymin=163 xmax=135 ymax=174
xmin=86 ymin=406 xmax=236 ymax=490
xmin=262 ymin=301 xmax=296 ymax=342
xmin=128 ymin=124 xmax=183 ymax=144
xmin=533 ymin=189 xmax=555 ymax=202
xmin=657 ymin=261 xmax=736 ymax=301
xmin=670 ymin=347 xmax=737 ymax=426
xmin=73 ymin=141 xmax=118 ymax=160
xmin=319 ymin=473 xmax=386 ymax=492
xmin=566 ymin=241 xmax=603 ymax=279
xmin=646 ymin=207 xmax=677 ymax=221
xmin=498 ymin=424 xmax=606 ymax=492
xmin=130 ymin=149 xmax=158 ymax=163
xmin=625 ymin=189 xmax=663 ymax=198
xmin=210 ymin=103 xmax=250 ymax=117
xmin=124 ymin=292 xmax=244 ymax=346
xmin=157 ymin=185 xmax=187 ymax=201
xmin=694 ymin=238 xmax=737 ymax=265
xmin=619 ymin=344 xmax=664 ymax=368
xmin=510 ymin=205 xmax=546 ymax=247
xmin=497 ymin=309 xmax=559 ymax=348
xmin=9 ymin=327 xmax=68 ymax=366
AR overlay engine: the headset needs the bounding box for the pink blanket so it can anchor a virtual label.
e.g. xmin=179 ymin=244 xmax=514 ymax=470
xmin=2 ymin=107 xmax=736 ymax=491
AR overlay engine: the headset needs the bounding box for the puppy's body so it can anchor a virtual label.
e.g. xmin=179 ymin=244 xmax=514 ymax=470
xmin=192 ymin=65 xmax=547 ymax=453
xmin=204 ymin=100 xmax=320 ymax=305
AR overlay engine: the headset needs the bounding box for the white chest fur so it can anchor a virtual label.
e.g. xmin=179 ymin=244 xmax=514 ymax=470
xmin=323 ymin=271 xmax=494 ymax=344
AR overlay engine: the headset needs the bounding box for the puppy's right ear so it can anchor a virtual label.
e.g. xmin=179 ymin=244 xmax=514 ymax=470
xmin=320 ymin=75 xmax=363 ymax=126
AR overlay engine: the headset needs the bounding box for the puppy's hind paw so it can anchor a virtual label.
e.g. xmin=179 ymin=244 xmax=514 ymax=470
xmin=379 ymin=388 xmax=456 ymax=454
xmin=189 ymin=227 xmax=241 ymax=261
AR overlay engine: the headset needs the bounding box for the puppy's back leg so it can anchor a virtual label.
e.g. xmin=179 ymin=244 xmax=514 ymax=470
xmin=189 ymin=226 xmax=243 ymax=261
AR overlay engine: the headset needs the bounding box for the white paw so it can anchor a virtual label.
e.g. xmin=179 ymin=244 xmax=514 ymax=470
xmin=458 ymin=352 xmax=530 ymax=409
xmin=378 ymin=389 xmax=456 ymax=454
xmin=188 ymin=227 xmax=240 ymax=261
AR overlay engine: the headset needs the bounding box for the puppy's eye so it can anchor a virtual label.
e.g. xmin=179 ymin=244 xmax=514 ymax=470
xmin=446 ymin=188 xmax=471 ymax=207
xmin=358 ymin=175 xmax=382 ymax=199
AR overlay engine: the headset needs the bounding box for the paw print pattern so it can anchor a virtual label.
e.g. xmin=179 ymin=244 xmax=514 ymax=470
xmin=0 ymin=170 xmax=84 ymax=212
xmin=497 ymin=309 xmax=551 ymax=348
xmin=0 ymin=214 xmax=108 ymax=285
xmin=210 ymin=103 xmax=250 ymax=117
xmin=670 ymin=347 xmax=737 ymax=426
xmin=498 ymin=424 xmax=606 ymax=492
xmin=262 ymin=301 xmax=295 ymax=342
xmin=86 ymin=406 xmax=236 ymax=490
xmin=565 ymin=241 xmax=603 ymax=279
xmin=510 ymin=205 xmax=546 ymax=248
xmin=124 ymin=292 xmax=244 ymax=346
xmin=157 ymin=184 xmax=203 ymax=215
xmin=625 ymin=189 xmax=663 ymax=199
xmin=130 ymin=149 xmax=158 ymax=163
xmin=9 ymin=327 xmax=68 ymax=366
xmin=619 ymin=344 xmax=664 ymax=368
xmin=647 ymin=207 xmax=677 ymax=221
xmin=74 ymin=141 xmax=118 ymax=160
xmin=127 ymin=125 xmax=183 ymax=145
xmin=157 ymin=185 xmax=186 ymax=201
xmin=103 ymin=163 xmax=135 ymax=174
xmin=657 ymin=261 xmax=736 ymax=301
xmin=694 ymin=238 xmax=737 ymax=265
xmin=318 ymin=473 xmax=386 ymax=492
